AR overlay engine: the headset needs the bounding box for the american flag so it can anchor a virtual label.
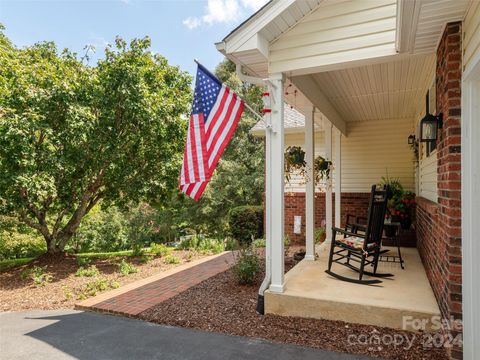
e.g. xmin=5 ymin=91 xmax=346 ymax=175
xmin=179 ymin=63 xmax=244 ymax=200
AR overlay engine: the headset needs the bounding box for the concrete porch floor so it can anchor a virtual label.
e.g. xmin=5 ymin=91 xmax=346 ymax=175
xmin=265 ymin=243 xmax=440 ymax=331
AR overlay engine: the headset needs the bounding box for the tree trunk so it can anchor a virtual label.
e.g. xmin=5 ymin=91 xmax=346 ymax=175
xmin=46 ymin=235 xmax=63 ymax=255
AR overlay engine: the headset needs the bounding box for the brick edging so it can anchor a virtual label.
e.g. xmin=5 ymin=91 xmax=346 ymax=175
xmin=75 ymin=251 xmax=232 ymax=310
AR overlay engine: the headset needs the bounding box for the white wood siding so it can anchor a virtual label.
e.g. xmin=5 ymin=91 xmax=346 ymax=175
xmin=463 ymin=1 xmax=480 ymax=74
xmin=419 ymin=149 xmax=438 ymax=202
xmin=284 ymin=118 xmax=415 ymax=193
xmin=341 ymin=119 xmax=414 ymax=192
xmin=268 ymin=0 xmax=397 ymax=74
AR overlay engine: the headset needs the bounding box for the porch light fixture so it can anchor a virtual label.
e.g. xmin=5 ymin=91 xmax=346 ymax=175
xmin=407 ymin=134 xmax=416 ymax=145
xmin=419 ymin=93 xmax=443 ymax=142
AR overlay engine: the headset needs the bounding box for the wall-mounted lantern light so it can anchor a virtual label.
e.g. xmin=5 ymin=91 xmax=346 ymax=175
xmin=408 ymin=134 xmax=416 ymax=145
xmin=420 ymin=113 xmax=443 ymax=142
xmin=419 ymin=92 xmax=443 ymax=142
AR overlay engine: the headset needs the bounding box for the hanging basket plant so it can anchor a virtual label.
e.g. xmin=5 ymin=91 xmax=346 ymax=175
xmin=284 ymin=146 xmax=306 ymax=182
xmin=314 ymin=155 xmax=331 ymax=182
xmin=284 ymin=146 xmax=332 ymax=184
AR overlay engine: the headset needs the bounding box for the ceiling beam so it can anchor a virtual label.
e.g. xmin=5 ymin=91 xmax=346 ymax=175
xmin=291 ymin=75 xmax=347 ymax=136
xmin=399 ymin=0 xmax=422 ymax=53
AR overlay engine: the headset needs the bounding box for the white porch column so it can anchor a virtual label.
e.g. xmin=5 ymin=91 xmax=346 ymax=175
xmin=325 ymin=120 xmax=333 ymax=242
xmin=269 ymin=73 xmax=285 ymax=293
xmin=304 ymin=102 xmax=315 ymax=261
xmin=334 ymin=129 xmax=342 ymax=228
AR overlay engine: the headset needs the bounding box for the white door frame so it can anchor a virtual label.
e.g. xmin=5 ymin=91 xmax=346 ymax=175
xmin=461 ymin=50 xmax=480 ymax=360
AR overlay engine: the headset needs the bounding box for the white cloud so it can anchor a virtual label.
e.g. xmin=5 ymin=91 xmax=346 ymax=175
xmin=183 ymin=16 xmax=202 ymax=30
xmin=202 ymin=0 xmax=241 ymax=25
xmin=89 ymin=35 xmax=109 ymax=48
xmin=241 ymin=0 xmax=268 ymax=11
xmin=182 ymin=0 xmax=269 ymax=29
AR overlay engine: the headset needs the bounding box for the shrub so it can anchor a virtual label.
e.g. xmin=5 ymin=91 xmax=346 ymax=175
xmin=183 ymin=251 xmax=194 ymax=262
xmin=177 ymin=235 xmax=200 ymax=250
xmin=224 ymin=237 xmax=239 ymax=251
xmin=197 ymin=238 xmax=224 ymax=254
xmin=149 ymin=243 xmax=172 ymax=257
xmin=0 ymin=231 xmax=46 ymax=260
xmin=139 ymin=255 xmax=152 ymax=264
xmin=77 ymin=278 xmax=115 ymax=299
xmin=163 ymin=255 xmax=180 ymax=264
xmin=178 ymin=235 xmax=224 ymax=254
xmin=117 ymin=259 xmax=138 ymax=276
xmin=21 ymin=265 xmax=52 ymax=286
xmin=75 ymin=265 xmax=100 ymax=277
xmin=253 ymin=238 xmax=266 ymax=248
xmin=20 ymin=267 xmax=33 ymax=280
xmin=72 ymin=206 xmax=129 ymax=253
xmin=233 ymin=247 xmax=260 ymax=285
xmin=228 ymin=205 xmax=263 ymax=246
xmin=131 ymin=243 xmax=145 ymax=257
xmin=34 ymin=273 xmax=53 ymax=286
xmin=63 ymin=287 xmax=74 ymax=300
xmin=76 ymin=257 xmax=92 ymax=268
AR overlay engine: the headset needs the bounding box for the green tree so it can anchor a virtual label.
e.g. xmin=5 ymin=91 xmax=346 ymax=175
xmin=0 ymin=29 xmax=192 ymax=254
xmin=170 ymin=59 xmax=265 ymax=236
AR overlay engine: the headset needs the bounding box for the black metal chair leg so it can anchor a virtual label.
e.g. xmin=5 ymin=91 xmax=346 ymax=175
xmin=327 ymin=239 xmax=335 ymax=271
xmin=396 ymin=239 xmax=404 ymax=269
xmin=358 ymin=254 xmax=366 ymax=281
xmin=373 ymin=249 xmax=380 ymax=274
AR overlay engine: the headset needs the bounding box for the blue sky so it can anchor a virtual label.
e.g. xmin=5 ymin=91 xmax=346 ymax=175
xmin=0 ymin=0 xmax=268 ymax=76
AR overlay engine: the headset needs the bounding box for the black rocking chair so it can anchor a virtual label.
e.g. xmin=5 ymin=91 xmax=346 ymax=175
xmin=325 ymin=184 xmax=392 ymax=285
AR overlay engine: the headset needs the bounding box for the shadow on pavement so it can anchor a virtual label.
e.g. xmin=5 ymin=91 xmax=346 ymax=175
xmin=2 ymin=310 xmax=375 ymax=360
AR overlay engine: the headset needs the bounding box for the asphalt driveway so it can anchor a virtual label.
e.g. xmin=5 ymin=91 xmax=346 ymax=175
xmin=0 ymin=310 xmax=376 ymax=360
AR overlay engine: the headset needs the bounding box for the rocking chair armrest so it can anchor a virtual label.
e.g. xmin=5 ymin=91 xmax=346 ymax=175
xmin=332 ymin=227 xmax=366 ymax=239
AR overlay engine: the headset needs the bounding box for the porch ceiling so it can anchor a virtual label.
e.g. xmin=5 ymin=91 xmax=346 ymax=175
xmin=304 ymin=54 xmax=436 ymax=122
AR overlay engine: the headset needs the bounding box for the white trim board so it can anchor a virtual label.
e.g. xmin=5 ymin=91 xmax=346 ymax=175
xmin=461 ymin=46 xmax=480 ymax=360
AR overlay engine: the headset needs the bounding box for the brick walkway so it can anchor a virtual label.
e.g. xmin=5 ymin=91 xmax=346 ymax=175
xmin=76 ymin=252 xmax=235 ymax=317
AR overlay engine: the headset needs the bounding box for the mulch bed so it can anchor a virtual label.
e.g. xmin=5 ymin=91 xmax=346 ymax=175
xmin=0 ymin=251 xmax=206 ymax=312
xmin=139 ymin=250 xmax=448 ymax=360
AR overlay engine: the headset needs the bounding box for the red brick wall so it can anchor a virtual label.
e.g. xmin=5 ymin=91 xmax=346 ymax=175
xmin=284 ymin=192 xmax=370 ymax=243
xmin=416 ymin=21 xmax=462 ymax=359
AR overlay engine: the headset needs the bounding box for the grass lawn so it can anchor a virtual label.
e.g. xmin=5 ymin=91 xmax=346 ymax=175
xmin=0 ymin=247 xmax=177 ymax=273
xmin=0 ymin=258 xmax=35 ymax=272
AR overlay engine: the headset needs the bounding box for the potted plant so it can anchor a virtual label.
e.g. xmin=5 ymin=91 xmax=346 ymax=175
xmin=315 ymin=227 xmax=326 ymax=244
xmin=391 ymin=191 xmax=416 ymax=230
xmin=380 ymin=175 xmax=415 ymax=234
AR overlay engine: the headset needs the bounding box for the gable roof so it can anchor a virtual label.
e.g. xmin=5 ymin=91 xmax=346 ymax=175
xmin=250 ymin=105 xmax=305 ymax=136
xmin=221 ymin=1 xmax=273 ymax=42
xmin=216 ymin=0 xmax=322 ymax=77
xmin=217 ymin=0 xmax=470 ymax=78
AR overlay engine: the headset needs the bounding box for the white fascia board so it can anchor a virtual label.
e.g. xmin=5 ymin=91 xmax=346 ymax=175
xmin=269 ymin=43 xmax=398 ymax=76
xmin=291 ymin=75 xmax=347 ymax=136
xmin=396 ymin=0 xmax=421 ymax=53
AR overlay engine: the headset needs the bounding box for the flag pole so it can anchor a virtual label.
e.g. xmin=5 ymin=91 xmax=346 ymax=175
xmin=194 ymin=59 xmax=264 ymax=122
